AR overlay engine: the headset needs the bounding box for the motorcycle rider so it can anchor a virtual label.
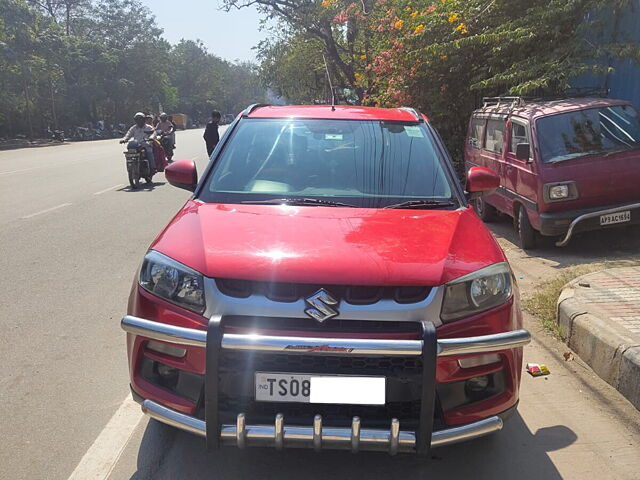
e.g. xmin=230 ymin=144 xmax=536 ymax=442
xmin=156 ymin=112 xmax=175 ymax=148
xmin=119 ymin=112 xmax=157 ymax=172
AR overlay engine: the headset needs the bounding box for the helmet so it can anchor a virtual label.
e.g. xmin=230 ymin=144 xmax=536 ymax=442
xmin=133 ymin=112 xmax=145 ymax=120
xmin=159 ymin=112 xmax=168 ymax=120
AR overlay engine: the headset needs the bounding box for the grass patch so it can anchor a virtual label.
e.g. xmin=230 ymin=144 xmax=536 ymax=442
xmin=523 ymin=260 xmax=640 ymax=339
xmin=523 ymin=265 xmax=599 ymax=340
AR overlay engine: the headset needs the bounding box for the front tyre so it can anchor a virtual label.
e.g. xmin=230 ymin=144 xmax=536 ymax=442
xmin=516 ymin=205 xmax=537 ymax=249
xmin=474 ymin=196 xmax=497 ymax=222
xmin=128 ymin=164 xmax=140 ymax=189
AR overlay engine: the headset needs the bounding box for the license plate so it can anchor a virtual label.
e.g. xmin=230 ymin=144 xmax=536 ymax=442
xmin=255 ymin=372 xmax=386 ymax=405
xmin=600 ymin=210 xmax=630 ymax=226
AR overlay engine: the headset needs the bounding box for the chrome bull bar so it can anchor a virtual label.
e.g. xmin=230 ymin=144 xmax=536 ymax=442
xmin=122 ymin=315 xmax=530 ymax=454
xmin=121 ymin=315 xmax=531 ymax=357
xmin=141 ymin=399 xmax=505 ymax=454
xmin=556 ymin=201 xmax=640 ymax=247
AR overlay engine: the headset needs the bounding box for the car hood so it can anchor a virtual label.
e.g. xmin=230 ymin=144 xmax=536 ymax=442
xmin=150 ymin=200 xmax=505 ymax=286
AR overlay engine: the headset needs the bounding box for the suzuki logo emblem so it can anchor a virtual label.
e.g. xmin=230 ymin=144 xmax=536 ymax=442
xmin=304 ymin=289 xmax=339 ymax=323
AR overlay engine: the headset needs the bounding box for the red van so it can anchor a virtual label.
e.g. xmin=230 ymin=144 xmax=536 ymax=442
xmin=464 ymin=97 xmax=640 ymax=248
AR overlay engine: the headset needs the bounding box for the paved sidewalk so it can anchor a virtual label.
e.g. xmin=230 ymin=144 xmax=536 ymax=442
xmin=558 ymin=266 xmax=640 ymax=410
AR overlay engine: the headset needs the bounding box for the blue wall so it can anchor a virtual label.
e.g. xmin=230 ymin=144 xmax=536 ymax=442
xmin=573 ymin=1 xmax=640 ymax=107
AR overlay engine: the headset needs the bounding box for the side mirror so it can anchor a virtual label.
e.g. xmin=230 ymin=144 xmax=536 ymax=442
xmin=515 ymin=142 xmax=530 ymax=161
xmin=466 ymin=166 xmax=500 ymax=199
xmin=165 ymin=159 xmax=198 ymax=192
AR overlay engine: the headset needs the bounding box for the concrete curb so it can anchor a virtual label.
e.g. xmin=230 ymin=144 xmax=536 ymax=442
xmin=557 ymin=276 xmax=640 ymax=410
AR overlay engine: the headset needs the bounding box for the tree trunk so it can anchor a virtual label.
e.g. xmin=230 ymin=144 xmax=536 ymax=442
xmin=49 ymin=73 xmax=58 ymax=129
xmin=23 ymin=76 xmax=34 ymax=139
xmin=66 ymin=4 xmax=70 ymax=35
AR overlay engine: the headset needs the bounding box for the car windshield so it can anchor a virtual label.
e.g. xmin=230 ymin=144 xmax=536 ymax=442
xmin=537 ymin=104 xmax=640 ymax=163
xmin=200 ymin=118 xmax=455 ymax=208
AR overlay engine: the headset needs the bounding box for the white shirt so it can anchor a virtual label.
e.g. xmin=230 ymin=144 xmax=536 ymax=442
xmin=123 ymin=124 xmax=155 ymax=143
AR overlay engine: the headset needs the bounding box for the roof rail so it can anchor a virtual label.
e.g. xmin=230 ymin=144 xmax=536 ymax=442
xmin=482 ymin=97 xmax=525 ymax=108
xmin=399 ymin=107 xmax=424 ymax=122
xmin=242 ymin=104 xmax=270 ymax=117
xmin=482 ymin=87 xmax=609 ymax=108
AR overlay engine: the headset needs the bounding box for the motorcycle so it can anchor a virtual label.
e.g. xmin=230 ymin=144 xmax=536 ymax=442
xmin=47 ymin=127 xmax=65 ymax=142
xmin=157 ymin=130 xmax=174 ymax=162
xmin=122 ymin=139 xmax=154 ymax=189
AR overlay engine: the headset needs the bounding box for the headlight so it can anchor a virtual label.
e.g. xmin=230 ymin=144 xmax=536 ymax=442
xmin=544 ymin=182 xmax=578 ymax=202
xmin=139 ymin=251 xmax=206 ymax=314
xmin=549 ymin=185 xmax=569 ymax=199
xmin=440 ymin=262 xmax=512 ymax=322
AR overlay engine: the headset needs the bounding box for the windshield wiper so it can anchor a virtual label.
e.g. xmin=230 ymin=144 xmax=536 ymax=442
xmin=241 ymin=197 xmax=357 ymax=207
xmin=383 ymin=199 xmax=457 ymax=209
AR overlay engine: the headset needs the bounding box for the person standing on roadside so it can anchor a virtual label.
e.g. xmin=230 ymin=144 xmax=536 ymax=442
xmin=203 ymin=110 xmax=221 ymax=157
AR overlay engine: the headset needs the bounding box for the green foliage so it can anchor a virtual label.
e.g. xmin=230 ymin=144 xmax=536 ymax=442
xmin=256 ymin=35 xmax=327 ymax=103
xmin=241 ymin=0 xmax=640 ymax=170
xmin=0 ymin=0 xmax=267 ymax=137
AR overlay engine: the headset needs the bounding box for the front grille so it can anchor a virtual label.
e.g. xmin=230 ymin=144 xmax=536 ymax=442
xmin=216 ymin=279 xmax=431 ymax=305
xmin=217 ymin=350 xmax=441 ymax=430
xmin=223 ymin=350 xmax=424 ymax=374
xmin=223 ymin=316 xmax=423 ymax=336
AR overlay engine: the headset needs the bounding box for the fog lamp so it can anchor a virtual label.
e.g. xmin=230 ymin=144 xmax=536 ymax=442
xmin=157 ymin=363 xmax=178 ymax=378
xmin=465 ymin=375 xmax=490 ymax=394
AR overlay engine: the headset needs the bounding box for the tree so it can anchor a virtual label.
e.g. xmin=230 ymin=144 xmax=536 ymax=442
xmin=0 ymin=0 xmax=267 ymax=137
xmin=251 ymin=0 xmax=640 ymax=167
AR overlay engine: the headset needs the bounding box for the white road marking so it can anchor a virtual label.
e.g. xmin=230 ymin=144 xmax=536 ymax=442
xmin=67 ymin=394 xmax=144 ymax=480
xmin=21 ymin=202 xmax=72 ymax=219
xmin=94 ymin=184 xmax=124 ymax=195
xmin=0 ymin=166 xmax=39 ymax=176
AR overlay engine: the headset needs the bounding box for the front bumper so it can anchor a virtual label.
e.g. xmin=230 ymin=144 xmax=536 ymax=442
xmin=537 ymin=201 xmax=640 ymax=246
xmin=122 ymin=315 xmax=530 ymax=455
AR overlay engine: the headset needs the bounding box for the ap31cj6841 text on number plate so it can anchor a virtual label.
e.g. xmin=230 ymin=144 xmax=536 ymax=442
xmin=255 ymin=372 xmax=385 ymax=405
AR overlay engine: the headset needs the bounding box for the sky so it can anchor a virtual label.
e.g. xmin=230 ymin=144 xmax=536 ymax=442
xmin=139 ymin=0 xmax=269 ymax=62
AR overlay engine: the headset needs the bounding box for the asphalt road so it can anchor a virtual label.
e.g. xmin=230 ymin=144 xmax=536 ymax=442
xmin=1 ymin=132 xmax=639 ymax=480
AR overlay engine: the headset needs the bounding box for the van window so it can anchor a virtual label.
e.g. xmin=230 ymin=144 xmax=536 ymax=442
xmin=537 ymin=105 xmax=640 ymax=163
xmin=509 ymin=121 xmax=529 ymax=154
xmin=468 ymin=117 xmax=484 ymax=148
xmin=485 ymin=119 xmax=505 ymax=153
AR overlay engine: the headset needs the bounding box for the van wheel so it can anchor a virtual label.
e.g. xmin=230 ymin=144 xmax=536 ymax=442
xmin=516 ymin=206 xmax=537 ymax=250
xmin=474 ymin=197 xmax=497 ymax=222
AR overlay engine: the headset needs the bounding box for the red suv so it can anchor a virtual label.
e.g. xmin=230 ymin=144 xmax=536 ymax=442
xmin=465 ymin=97 xmax=640 ymax=248
xmin=121 ymin=104 xmax=530 ymax=456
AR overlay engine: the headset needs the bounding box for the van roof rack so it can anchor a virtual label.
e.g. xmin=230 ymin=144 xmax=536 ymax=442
xmin=482 ymin=87 xmax=610 ymax=108
xmin=482 ymin=97 xmax=526 ymax=108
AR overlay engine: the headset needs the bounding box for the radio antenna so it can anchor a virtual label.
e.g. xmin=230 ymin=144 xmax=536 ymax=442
xmin=322 ymin=54 xmax=336 ymax=111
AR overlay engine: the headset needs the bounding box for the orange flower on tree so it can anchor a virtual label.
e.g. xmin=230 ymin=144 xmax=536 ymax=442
xmin=410 ymin=11 xmax=418 ymax=18
xmin=414 ymin=24 xmax=425 ymax=34
xmin=447 ymin=13 xmax=459 ymax=23
xmin=394 ymin=19 xmax=404 ymax=29
xmin=455 ymin=23 xmax=468 ymax=34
